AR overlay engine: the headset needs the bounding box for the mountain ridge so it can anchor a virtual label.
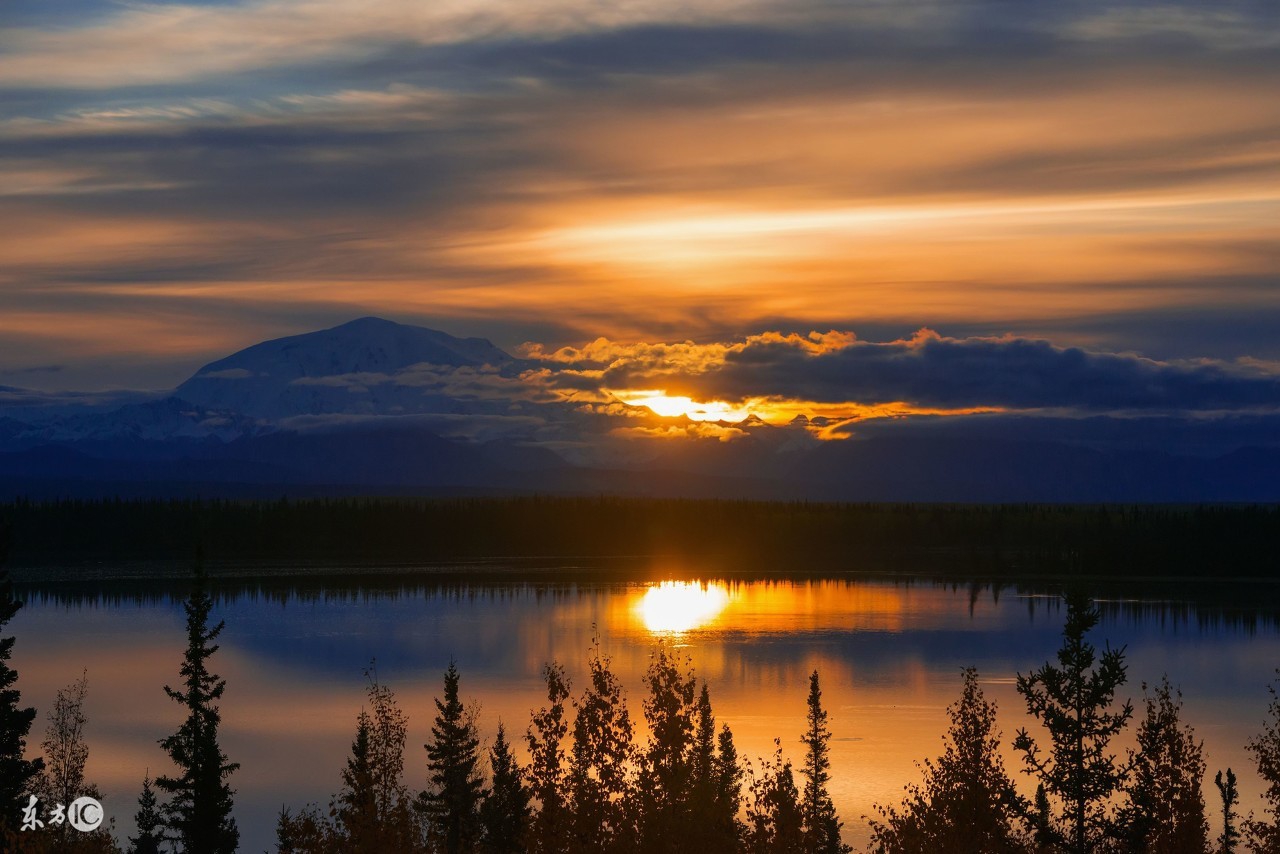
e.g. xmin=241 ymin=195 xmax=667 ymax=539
xmin=1 ymin=317 xmax=1278 ymax=501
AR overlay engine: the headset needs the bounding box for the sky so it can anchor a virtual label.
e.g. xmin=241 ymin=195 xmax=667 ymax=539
xmin=2 ymin=0 xmax=1279 ymax=440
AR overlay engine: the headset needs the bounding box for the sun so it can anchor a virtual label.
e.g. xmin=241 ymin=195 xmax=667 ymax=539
xmin=613 ymin=390 xmax=751 ymax=422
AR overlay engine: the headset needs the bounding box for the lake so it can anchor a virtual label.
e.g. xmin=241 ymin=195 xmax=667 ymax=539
xmin=10 ymin=570 xmax=1280 ymax=850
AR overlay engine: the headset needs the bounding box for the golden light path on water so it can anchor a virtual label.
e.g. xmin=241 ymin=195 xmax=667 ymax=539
xmin=12 ymin=578 xmax=1279 ymax=852
xmin=635 ymin=580 xmax=734 ymax=633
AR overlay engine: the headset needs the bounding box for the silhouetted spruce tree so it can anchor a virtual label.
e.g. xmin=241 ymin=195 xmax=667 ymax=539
xmin=156 ymin=566 xmax=240 ymax=854
xmin=713 ymin=722 xmax=746 ymax=846
xmin=131 ymin=773 xmax=165 ymax=854
xmin=799 ymin=670 xmax=848 ymax=853
xmin=1117 ymin=677 xmax=1209 ymax=853
xmin=868 ymin=667 xmax=1027 ymax=854
xmin=525 ymin=662 xmax=571 ymax=854
xmin=0 ymin=521 xmax=43 ymax=836
xmin=745 ymin=740 xmax=805 ymax=854
xmin=421 ymin=661 xmax=485 ymax=854
xmin=277 ymin=669 xmax=423 ymax=853
xmin=1216 ymin=769 xmax=1240 ymax=854
xmin=1031 ymin=784 xmax=1059 ymax=852
xmin=333 ymin=711 xmax=378 ymax=850
xmin=1245 ymin=673 xmax=1280 ymax=853
xmin=567 ymin=640 xmax=635 ymax=853
xmin=636 ymin=641 xmax=700 ymax=850
xmin=479 ymin=723 xmax=529 ymax=854
xmin=1014 ymin=592 xmax=1132 ymax=854
xmin=688 ymin=683 xmax=738 ymax=851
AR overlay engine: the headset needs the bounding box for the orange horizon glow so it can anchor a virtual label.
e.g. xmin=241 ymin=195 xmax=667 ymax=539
xmin=606 ymin=387 xmax=1006 ymax=437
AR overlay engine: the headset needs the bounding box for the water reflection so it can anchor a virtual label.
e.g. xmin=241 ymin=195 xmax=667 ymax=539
xmin=637 ymin=581 xmax=732 ymax=633
xmin=9 ymin=574 xmax=1280 ymax=852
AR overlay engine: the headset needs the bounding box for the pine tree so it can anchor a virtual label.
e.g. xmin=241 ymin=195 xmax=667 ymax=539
xmin=868 ymin=667 xmax=1027 ymax=854
xmin=1117 ymin=677 xmax=1208 ymax=853
xmin=525 ymin=662 xmax=571 ymax=853
xmin=335 ymin=670 xmax=422 ymax=853
xmin=333 ymin=712 xmax=378 ymax=849
xmin=567 ymin=641 xmax=634 ymax=852
xmin=713 ymin=723 xmax=746 ymax=846
xmin=636 ymin=640 xmax=699 ymax=850
xmin=1014 ymin=592 xmax=1132 ymax=854
xmin=479 ymin=723 xmax=530 ymax=854
xmin=799 ymin=670 xmax=848 ymax=853
xmin=421 ymin=661 xmax=486 ymax=854
xmin=688 ymin=683 xmax=737 ymax=850
xmin=156 ymin=566 xmax=240 ymax=854
xmin=1246 ymin=673 xmax=1280 ymax=853
xmin=0 ymin=521 xmax=43 ymax=832
xmin=131 ymin=773 xmax=165 ymax=854
xmin=1216 ymin=768 xmax=1240 ymax=854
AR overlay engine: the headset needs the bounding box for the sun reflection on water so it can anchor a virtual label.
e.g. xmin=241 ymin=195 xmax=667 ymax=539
xmin=637 ymin=580 xmax=733 ymax=633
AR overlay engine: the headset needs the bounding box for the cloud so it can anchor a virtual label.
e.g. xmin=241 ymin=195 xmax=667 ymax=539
xmin=3 ymin=0 xmax=1280 ymax=389
xmin=532 ymin=329 xmax=1280 ymax=414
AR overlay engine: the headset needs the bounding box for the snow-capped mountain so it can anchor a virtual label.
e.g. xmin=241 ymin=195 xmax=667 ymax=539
xmin=2 ymin=317 xmax=1279 ymax=501
xmin=174 ymin=316 xmax=518 ymax=419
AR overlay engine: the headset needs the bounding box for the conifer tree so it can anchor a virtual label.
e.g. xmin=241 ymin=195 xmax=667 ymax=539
xmin=131 ymin=773 xmax=165 ymax=854
xmin=636 ymin=641 xmax=699 ymax=850
xmin=799 ymin=670 xmax=848 ymax=853
xmin=277 ymin=669 xmax=422 ymax=853
xmin=693 ymin=683 xmax=716 ymax=802
xmin=688 ymin=683 xmax=738 ymax=850
xmin=1117 ymin=677 xmax=1208 ymax=853
xmin=1014 ymin=592 xmax=1132 ymax=854
xmin=276 ymin=670 xmax=422 ymax=853
xmin=745 ymin=740 xmax=805 ymax=854
xmin=567 ymin=641 xmax=634 ymax=852
xmin=333 ymin=712 xmax=377 ymax=849
xmin=713 ymin=722 xmax=746 ymax=846
xmin=156 ymin=566 xmax=239 ymax=854
xmin=421 ymin=661 xmax=485 ymax=854
xmin=1216 ymin=768 xmax=1240 ymax=854
xmin=868 ymin=667 xmax=1027 ymax=854
xmin=479 ymin=723 xmax=529 ymax=854
xmin=0 ymin=522 xmax=43 ymax=832
xmin=526 ymin=662 xmax=571 ymax=853
xmin=1246 ymin=673 xmax=1280 ymax=853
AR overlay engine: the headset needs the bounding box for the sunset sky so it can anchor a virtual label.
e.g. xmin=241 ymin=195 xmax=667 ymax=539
xmin=2 ymin=1 xmax=1279 ymax=439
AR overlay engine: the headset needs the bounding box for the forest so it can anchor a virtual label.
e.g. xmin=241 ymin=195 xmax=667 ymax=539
xmin=4 ymin=498 xmax=1279 ymax=579
xmin=5 ymin=514 xmax=1280 ymax=854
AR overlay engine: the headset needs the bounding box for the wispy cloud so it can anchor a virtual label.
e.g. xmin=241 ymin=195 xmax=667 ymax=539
xmin=3 ymin=0 xmax=1279 ymax=389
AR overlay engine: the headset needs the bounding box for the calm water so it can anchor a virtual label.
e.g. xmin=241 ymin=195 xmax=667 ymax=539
xmin=10 ymin=573 xmax=1280 ymax=850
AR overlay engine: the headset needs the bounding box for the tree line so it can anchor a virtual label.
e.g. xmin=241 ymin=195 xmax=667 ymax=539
xmin=8 ymin=533 xmax=1280 ymax=850
xmin=5 ymin=498 xmax=1279 ymax=579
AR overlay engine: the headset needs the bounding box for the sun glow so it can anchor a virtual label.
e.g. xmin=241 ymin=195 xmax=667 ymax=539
xmin=637 ymin=581 xmax=733 ymax=634
xmin=614 ymin=390 xmax=752 ymax=422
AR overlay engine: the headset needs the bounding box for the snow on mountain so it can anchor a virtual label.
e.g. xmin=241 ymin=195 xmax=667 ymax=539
xmin=173 ymin=317 xmax=519 ymax=420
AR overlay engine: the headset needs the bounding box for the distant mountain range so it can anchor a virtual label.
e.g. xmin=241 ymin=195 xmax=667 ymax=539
xmin=1 ymin=317 xmax=1277 ymax=501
